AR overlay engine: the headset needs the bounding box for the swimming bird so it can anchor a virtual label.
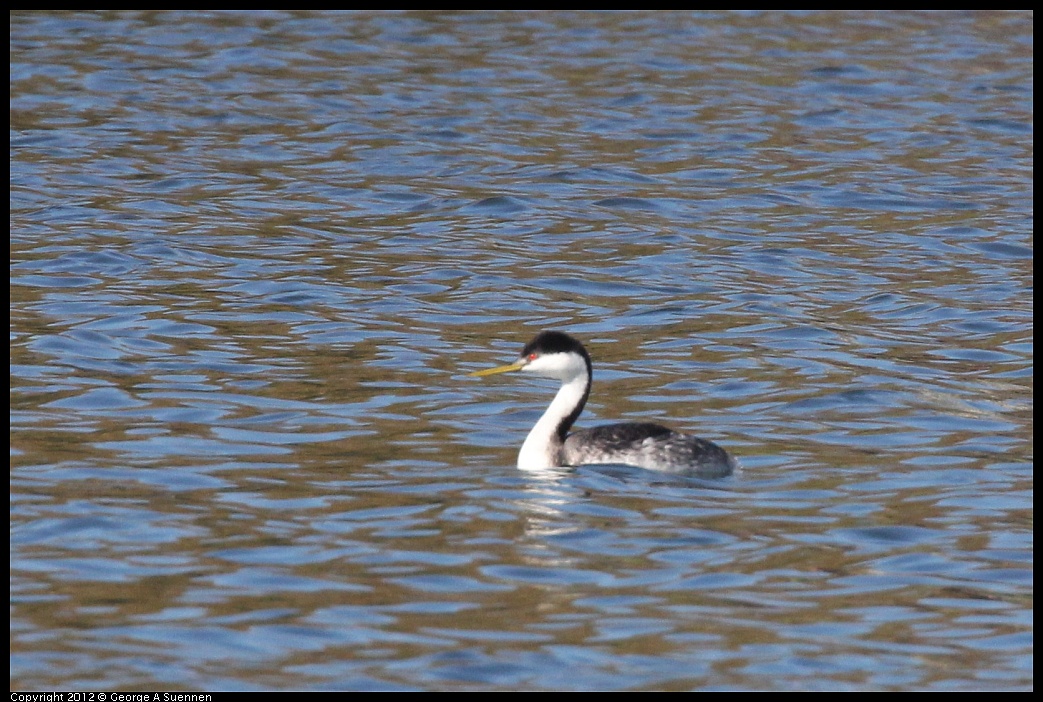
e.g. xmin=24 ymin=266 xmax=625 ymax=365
xmin=470 ymin=331 xmax=736 ymax=477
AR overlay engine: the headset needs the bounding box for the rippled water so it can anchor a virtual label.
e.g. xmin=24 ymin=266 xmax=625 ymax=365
xmin=11 ymin=10 xmax=1032 ymax=691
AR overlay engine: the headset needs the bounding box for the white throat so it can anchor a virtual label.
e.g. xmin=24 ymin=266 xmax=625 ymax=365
xmin=517 ymin=371 xmax=589 ymax=471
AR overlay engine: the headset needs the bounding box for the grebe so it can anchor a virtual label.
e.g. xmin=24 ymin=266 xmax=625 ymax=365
xmin=470 ymin=331 xmax=736 ymax=477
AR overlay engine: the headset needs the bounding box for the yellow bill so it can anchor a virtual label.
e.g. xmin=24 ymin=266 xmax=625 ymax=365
xmin=469 ymin=360 xmax=526 ymax=377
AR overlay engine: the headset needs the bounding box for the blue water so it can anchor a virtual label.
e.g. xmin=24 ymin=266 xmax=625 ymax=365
xmin=11 ymin=10 xmax=1032 ymax=691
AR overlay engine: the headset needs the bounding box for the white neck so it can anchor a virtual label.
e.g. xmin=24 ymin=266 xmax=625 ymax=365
xmin=517 ymin=373 xmax=589 ymax=471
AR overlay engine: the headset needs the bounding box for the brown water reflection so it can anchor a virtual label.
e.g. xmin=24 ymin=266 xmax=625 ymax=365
xmin=11 ymin=10 xmax=1031 ymax=692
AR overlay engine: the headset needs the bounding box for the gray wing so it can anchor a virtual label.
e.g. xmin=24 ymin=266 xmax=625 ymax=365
xmin=563 ymin=422 xmax=735 ymax=477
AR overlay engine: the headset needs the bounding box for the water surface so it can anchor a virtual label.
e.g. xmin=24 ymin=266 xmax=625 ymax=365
xmin=10 ymin=10 xmax=1032 ymax=691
